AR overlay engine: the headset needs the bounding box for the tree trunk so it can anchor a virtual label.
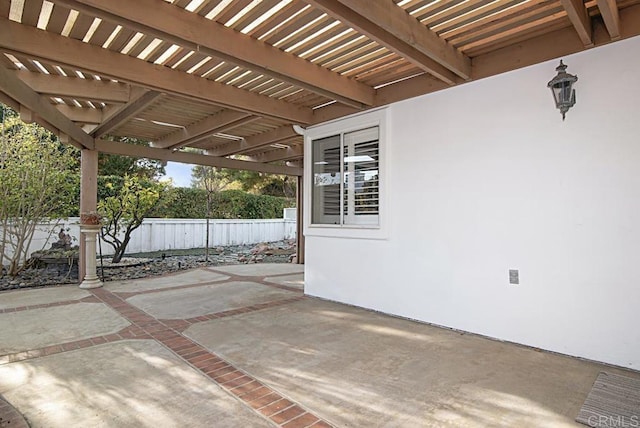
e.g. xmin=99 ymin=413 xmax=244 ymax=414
xmin=111 ymin=234 xmax=131 ymax=263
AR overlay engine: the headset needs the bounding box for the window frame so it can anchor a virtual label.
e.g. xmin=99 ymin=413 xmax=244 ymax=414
xmin=304 ymin=108 xmax=388 ymax=240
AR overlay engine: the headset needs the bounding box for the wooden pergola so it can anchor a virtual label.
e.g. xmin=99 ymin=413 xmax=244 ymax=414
xmin=1 ymin=0 xmax=639 ymax=279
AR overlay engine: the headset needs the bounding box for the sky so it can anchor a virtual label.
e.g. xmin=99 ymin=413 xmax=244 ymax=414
xmin=164 ymin=162 xmax=193 ymax=187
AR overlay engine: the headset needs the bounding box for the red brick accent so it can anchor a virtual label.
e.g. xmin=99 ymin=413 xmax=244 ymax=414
xmin=271 ymin=406 xmax=307 ymax=425
xmin=0 ymin=294 xmax=100 ymax=314
xmin=259 ymin=398 xmax=295 ymax=417
xmin=282 ymin=412 xmax=321 ymax=428
xmin=0 ymin=273 xmax=329 ymax=427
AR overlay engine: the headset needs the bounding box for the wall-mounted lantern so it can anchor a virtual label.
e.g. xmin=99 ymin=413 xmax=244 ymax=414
xmin=547 ymin=60 xmax=578 ymax=120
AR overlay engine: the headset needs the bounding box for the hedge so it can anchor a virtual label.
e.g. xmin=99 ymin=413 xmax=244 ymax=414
xmin=151 ymin=188 xmax=293 ymax=219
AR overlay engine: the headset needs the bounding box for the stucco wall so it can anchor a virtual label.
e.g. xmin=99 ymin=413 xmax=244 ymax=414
xmin=304 ymin=35 xmax=640 ymax=369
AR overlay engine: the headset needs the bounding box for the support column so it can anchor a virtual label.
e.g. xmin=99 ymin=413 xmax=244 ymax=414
xmin=79 ymin=149 xmax=99 ymax=285
xmin=80 ymin=225 xmax=101 ymax=289
xmin=296 ymin=175 xmax=305 ymax=264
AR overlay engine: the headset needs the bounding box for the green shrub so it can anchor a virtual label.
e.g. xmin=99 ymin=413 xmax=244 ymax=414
xmin=152 ymin=188 xmax=293 ymax=219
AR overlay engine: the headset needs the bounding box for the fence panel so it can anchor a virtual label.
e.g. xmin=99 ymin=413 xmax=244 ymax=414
xmin=2 ymin=213 xmax=297 ymax=263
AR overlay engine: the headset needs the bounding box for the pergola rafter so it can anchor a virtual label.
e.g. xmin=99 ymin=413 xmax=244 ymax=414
xmin=0 ymin=0 xmax=638 ymax=171
xmin=49 ymin=0 xmax=376 ymax=109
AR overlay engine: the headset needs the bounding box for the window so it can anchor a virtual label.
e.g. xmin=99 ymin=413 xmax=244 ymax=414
xmin=311 ymin=127 xmax=379 ymax=227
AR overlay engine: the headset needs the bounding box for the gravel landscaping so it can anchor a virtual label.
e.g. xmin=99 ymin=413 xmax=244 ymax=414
xmin=0 ymin=240 xmax=296 ymax=291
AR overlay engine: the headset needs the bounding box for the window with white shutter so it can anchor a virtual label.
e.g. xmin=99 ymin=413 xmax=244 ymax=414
xmin=311 ymin=126 xmax=379 ymax=227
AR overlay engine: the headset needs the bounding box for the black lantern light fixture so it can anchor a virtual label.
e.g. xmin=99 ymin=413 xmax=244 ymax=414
xmin=547 ymin=60 xmax=578 ymax=120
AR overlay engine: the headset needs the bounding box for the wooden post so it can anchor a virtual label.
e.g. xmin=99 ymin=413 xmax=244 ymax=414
xmin=296 ymin=175 xmax=305 ymax=264
xmin=79 ymin=149 xmax=98 ymax=283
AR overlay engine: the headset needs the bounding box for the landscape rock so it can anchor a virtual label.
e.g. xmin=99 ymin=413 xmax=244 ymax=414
xmin=0 ymin=240 xmax=296 ymax=291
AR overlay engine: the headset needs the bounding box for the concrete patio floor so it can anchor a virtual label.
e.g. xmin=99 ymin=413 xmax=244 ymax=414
xmin=0 ymin=264 xmax=638 ymax=427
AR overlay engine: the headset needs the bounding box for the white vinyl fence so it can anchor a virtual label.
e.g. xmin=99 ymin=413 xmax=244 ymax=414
xmin=2 ymin=213 xmax=296 ymax=262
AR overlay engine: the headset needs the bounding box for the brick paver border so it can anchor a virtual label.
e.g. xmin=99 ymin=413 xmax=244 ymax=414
xmin=0 ymin=269 xmax=330 ymax=428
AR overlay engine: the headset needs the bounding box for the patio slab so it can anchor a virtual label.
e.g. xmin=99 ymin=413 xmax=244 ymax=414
xmin=212 ymin=263 xmax=303 ymax=277
xmin=264 ymin=273 xmax=304 ymax=289
xmin=0 ymin=286 xmax=90 ymax=310
xmin=126 ymin=281 xmax=298 ymax=319
xmin=0 ymin=303 xmax=129 ymax=355
xmin=0 ymin=340 xmax=272 ymax=428
xmin=106 ymin=269 xmax=229 ymax=293
xmin=184 ymin=298 xmax=640 ymax=428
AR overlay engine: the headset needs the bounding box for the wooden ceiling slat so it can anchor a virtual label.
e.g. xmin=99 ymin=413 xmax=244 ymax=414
xmin=262 ymin=7 xmax=323 ymax=46
xmin=259 ymin=82 xmax=288 ymax=97
xmin=194 ymin=0 xmax=226 ymax=18
xmin=87 ymin=20 xmax=118 ymax=46
xmin=174 ymin=52 xmax=211 ymax=72
xmin=127 ymin=34 xmax=154 ymax=58
xmin=441 ymin=0 xmax=553 ymax=40
xmin=161 ymin=47 xmax=191 ymax=67
xmin=288 ymin=23 xmax=348 ymax=56
xmin=434 ymin=0 xmax=526 ymax=35
xmin=275 ymin=15 xmax=336 ymax=51
xmin=37 ymin=61 xmax=59 ymax=74
xmin=411 ymin=0 xmax=467 ymax=21
xmin=247 ymin=1 xmax=308 ymax=38
xmin=68 ymin=13 xmax=94 ymax=40
xmin=313 ymin=38 xmax=373 ymax=67
xmin=321 ymin=42 xmax=382 ymax=70
xmin=202 ymin=62 xmax=236 ymax=80
xmin=241 ymin=75 xmax=276 ymax=92
xmin=346 ymin=54 xmax=404 ymax=78
xmin=214 ymin=0 xmax=255 ymax=25
xmin=15 ymin=56 xmax=41 ymax=72
xmin=145 ymin=41 xmax=172 ymax=63
xmin=227 ymin=70 xmax=262 ymax=88
xmin=227 ymin=0 xmax=282 ymax=32
xmin=460 ymin=12 xmax=569 ymax=51
xmin=0 ymin=1 xmax=9 ymax=19
xmin=304 ymin=31 xmax=361 ymax=61
xmin=21 ymin=0 xmax=44 ymax=27
xmin=172 ymin=0 xmax=193 ymax=8
xmin=465 ymin=19 xmax=572 ymax=56
xmin=45 ymin=4 xmax=70 ymax=33
xmin=361 ymin=62 xmax=424 ymax=87
xmin=422 ymin=0 xmax=495 ymax=28
xmin=106 ymin=27 xmax=136 ymax=52
xmin=333 ymin=49 xmax=393 ymax=75
xmin=0 ymin=53 xmax=17 ymax=69
xmin=211 ymin=65 xmax=249 ymax=84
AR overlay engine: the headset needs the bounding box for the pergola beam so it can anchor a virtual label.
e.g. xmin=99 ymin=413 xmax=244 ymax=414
xmin=306 ymin=0 xmax=469 ymax=84
xmin=56 ymin=105 xmax=103 ymax=124
xmin=596 ymin=0 xmax=621 ymax=40
xmin=153 ymin=110 xmax=256 ymax=149
xmin=91 ymin=90 xmax=162 ymax=138
xmin=16 ymin=71 xmax=132 ymax=103
xmin=50 ymin=0 xmax=375 ymax=108
xmin=0 ymin=17 xmax=313 ymax=124
xmin=250 ymin=145 xmax=304 ymax=163
xmin=95 ymin=139 xmax=303 ymax=176
xmin=0 ymin=65 xmax=94 ymax=149
xmin=208 ymin=126 xmax=299 ymax=157
xmin=560 ymin=0 xmax=593 ymax=46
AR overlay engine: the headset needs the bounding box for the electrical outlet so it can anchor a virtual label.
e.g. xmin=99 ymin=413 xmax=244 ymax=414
xmin=509 ymin=269 xmax=519 ymax=285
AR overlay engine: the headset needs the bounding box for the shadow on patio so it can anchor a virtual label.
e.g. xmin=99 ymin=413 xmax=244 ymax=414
xmin=0 ymin=263 xmax=637 ymax=427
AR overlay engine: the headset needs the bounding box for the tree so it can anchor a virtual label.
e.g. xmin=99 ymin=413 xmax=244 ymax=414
xmin=191 ymin=165 xmax=234 ymax=261
xmin=99 ymin=174 xmax=167 ymax=263
xmin=99 ymin=136 xmax=166 ymax=179
xmin=207 ymin=169 xmax=296 ymax=198
xmin=0 ymin=107 xmax=79 ymax=275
